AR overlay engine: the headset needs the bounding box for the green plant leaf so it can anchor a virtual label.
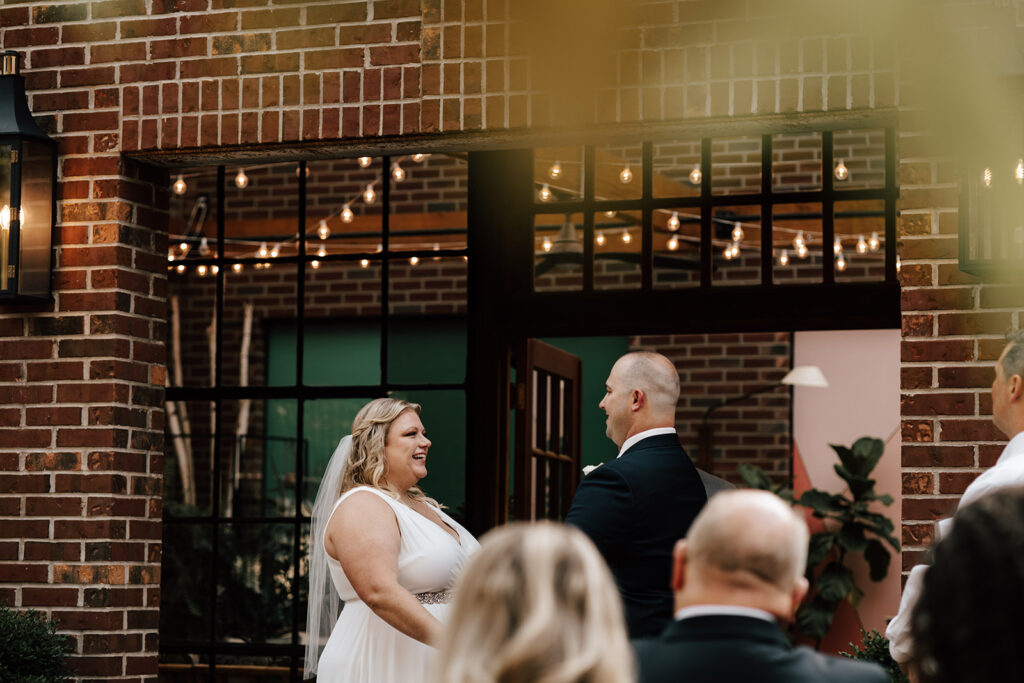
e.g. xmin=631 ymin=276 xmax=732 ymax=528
xmin=851 ymin=437 xmax=885 ymax=475
xmin=799 ymin=488 xmax=846 ymax=514
xmin=818 ymin=562 xmax=854 ymax=602
xmin=833 ymin=464 xmax=875 ymax=500
xmin=738 ymin=463 xmax=773 ymax=490
xmin=837 ymin=522 xmax=869 ymax=553
xmin=864 ymin=538 xmax=891 ymax=582
xmin=796 ymin=595 xmax=837 ymax=639
xmin=807 ymin=532 xmax=835 ymax=567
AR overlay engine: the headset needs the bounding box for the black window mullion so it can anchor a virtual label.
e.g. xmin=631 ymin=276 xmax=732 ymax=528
xmin=699 ymin=137 xmax=712 ymax=287
xmin=641 ymin=141 xmax=653 ymax=290
xmin=821 ymin=130 xmax=835 ymax=285
xmin=761 ymin=134 xmax=773 ymax=285
xmin=381 ymin=156 xmax=391 ymax=384
xmin=583 ymin=146 xmax=595 ymax=291
xmin=884 ymin=126 xmax=898 ymax=284
xmin=290 ymin=160 xmax=308 ymax=681
xmin=209 ymin=166 xmax=227 ymax=678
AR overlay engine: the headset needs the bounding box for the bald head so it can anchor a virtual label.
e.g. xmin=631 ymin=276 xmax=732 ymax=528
xmin=614 ymin=352 xmax=680 ymax=416
xmin=685 ymin=490 xmax=809 ymax=594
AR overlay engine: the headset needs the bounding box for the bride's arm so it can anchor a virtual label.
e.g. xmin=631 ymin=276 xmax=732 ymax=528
xmin=325 ymin=491 xmax=442 ymax=646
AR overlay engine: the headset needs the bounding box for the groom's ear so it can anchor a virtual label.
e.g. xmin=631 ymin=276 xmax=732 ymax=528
xmin=671 ymin=539 xmax=688 ymax=591
xmin=631 ymin=389 xmax=645 ymax=411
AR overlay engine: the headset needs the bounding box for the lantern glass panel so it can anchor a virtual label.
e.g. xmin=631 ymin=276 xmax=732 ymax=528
xmin=0 ymin=143 xmax=11 ymax=293
xmin=20 ymin=140 xmax=53 ymax=298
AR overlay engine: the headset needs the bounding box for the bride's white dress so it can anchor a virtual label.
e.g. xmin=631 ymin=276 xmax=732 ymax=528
xmin=316 ymin=486 xmax=479 ymax=682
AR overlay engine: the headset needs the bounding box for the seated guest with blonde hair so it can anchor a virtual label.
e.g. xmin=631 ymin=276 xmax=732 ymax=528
xmin=633 ymin=490 xmax=887 ymax=683
xmin=433 ymin=521 xmax=635 ymax=683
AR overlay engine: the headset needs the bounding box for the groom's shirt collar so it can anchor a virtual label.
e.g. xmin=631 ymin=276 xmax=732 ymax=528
xmin=673 ymin=605 xmax=775 ymax=622
xmin=617 ymin=427 xmax=676 ymax=458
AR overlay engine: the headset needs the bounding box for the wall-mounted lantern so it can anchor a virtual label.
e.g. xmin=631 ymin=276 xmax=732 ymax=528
xmin=0 ymin=50 xmax=57 ymax=304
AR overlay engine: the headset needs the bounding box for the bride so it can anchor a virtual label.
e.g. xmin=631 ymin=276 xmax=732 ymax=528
xmin=305 ymin=398 xmax=480 ymax=682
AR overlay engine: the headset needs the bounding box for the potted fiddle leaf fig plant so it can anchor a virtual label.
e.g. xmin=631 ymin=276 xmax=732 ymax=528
xmin=739 ymin=436 xmax=900 ymax=644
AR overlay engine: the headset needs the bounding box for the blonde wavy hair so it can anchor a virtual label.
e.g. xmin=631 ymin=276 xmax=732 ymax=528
xmin=434 ymin=522 xmax=635 ymax=683
xmin=339 ymin=398 xmax=436 ymax=505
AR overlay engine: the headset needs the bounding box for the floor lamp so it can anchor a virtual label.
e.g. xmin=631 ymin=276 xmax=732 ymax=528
xmin=697 ymin=366 xmax=828 ymax=472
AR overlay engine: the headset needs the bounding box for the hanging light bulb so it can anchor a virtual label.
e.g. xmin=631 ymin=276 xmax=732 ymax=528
xmin=856 ymin=235 xmax=868 ymax=254
xmin=198 ymin=236 xmax=211 ymax=256
xmin=167 ymin=252 xmax=175 ymax=263
xmin=232 ymin=263 xmax=243 ymax=273
xmin=730 ymin=241 xmax=740 ymax=258
xmin=341 ymin=204 xmax=354 ymax=223
xmin=793 ymin=231 xmax=806 ymax=250
xmin=391 ymin=163 xmax=406 ymax=182
xmin=269 ymin=243 xmax=280 ymax=258
xmin=359 ymin=258 xmax=370 ymax=268
xmin=868 ymin=231 xmax=880 ymax=252
xmin=896 ymin=255 xmax=902 ymax=271
xmin=538 ymin=184 xmax=553 ymax=202
xmin=667 ymin=235 xmax=679 ymax=251
xmin=604 ymin=210 xmax=616 ymax=218
xmin=256 ymin=242 xmax=269 ymax=258
xmin=723 ymin=243 xmax=734 ymax=260
xmin=542 ymin=236 xmax=553 ymax=252
xmin=317 ymin=245 xmax=327 ymax=258
xmin=409 ymin=256 xmax=419 ymax=266
xmin=197 ymin=265 xmax=208 ymax=277
xmin=234 ymin=168 xmax=249 ymax=189
xmin=317 ymin=220 xmax=331 ymax=240
xmin=295 ymin=165 xmax=310 ymax=178
xmin=548 ymin=160 xmax=562 ymax=179
xmin=432 ymin=243 xmax=441 ymax=261
xmin=834 ymin=158 xmax=849 ymax=181
xmin=983 ymin=167 xmax=993 ymax=188
xmin=363 ymin=184 xmax=377 ymax=204
xmin=176 ymin=263 xmax=186 ymax=273
xmin=796 ymin=240 xmax=809 ymax=259
xmin=358 ymin=156 xmax=372 ymax=168
xmin=667 ymin=211 xmax=680 ymax=232
xmin=595 ymin=231 xmax=606 ymax=246
xmin=689 ymin=165 xmax=702 ymax=185
xmin=778 ymin=249 xmax=789 ymax=266
xmin=172 ymin=175 xmax=187 ymax=195
xmin=833 ymin=237 xmax=842 ymax=255
xmin=411 ymin=153 xmax=428 ymax=163
xmin=621 ymin=230 xmax=632 ymax=244
xmin=835 ymin=252 xmax=847 ymax=272
xmin=619 ymin=164 xmax=633 ymax=184
xmin=1016 ymin=159 xmax=1023 ymax=184
xmin=211 ymin=265 xmax=219 ymax=275
xmin=731 ymin=222 xmax=744 ymax=242
xmin=311 ymin=260 xmax=321 ymax=269
xmin=179 ymin=241 xmax=190 ymax=255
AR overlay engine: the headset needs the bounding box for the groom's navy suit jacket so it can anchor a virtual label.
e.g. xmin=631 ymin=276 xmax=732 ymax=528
xmin=565 ymin=433 xmax=707 ymax=638
xmin=633 ymin=615 xmax=890 ymax=683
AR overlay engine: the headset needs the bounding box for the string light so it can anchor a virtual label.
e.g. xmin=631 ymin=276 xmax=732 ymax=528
xmin=596 ymin=231 xmax=606 ymax=246
xmin=179 ymin=241 xmax=190 ymax=255
xmin=432 ymin=243 xmax=441 ymax=261
xmin=621 ymin=230 xmax=632 ymax=244
xmin=198 ymin=236 xmax=211 ymax=256
xmin=269 ymin=244 xmax=281 ymax=258
xmin=391 ymin=163 xmax=406 ymax=182
xmin=604 ymin=210 xmax=615 ymax=218
xmin=833 ymin=237 xmax=842 ymax=255
xmin=211 ymin=265 xmax=219 ymax=275
xmin=168 ymin=252 xmax=175 ymax=262
xmin=869 ymin=231 xmax=880 ymax=252
xmin=793 ymin=231 xmax=806 ymax=251
xmin=983 ymin=168 xmax=993 ymax=188
xmin=295 ymin=165 xmax=309 ymax=178
xmin=796 ymin=241 xmax=809 ymax=259
xmin=667 ymin=235 xmax=679 ymax=251
xmin=834 ymin=159 xmax=849 ymax=181
xmin=173 ymin=175 xmax=187 ymax=195
xmin=778 ymin=249 xmax=789 ymax=266
xmin=548 ymin=161 xmax=562 ymax=179
xmin=176 ymin=263 xmax=186 ymax=273
xmin=360 ymin=258 xmax=370 ymax=268
xmin=689 ymin=165 xmax=702 ymax=184
xmin=542 ymin=236 xmax=553 ymax=252
xmin=723 ymin=243 xmax=734 ymax=260
xmin=256 ymin=242 xmax=268 ymax=258
xmin=363 ymin=184 xmax=377 ymax=204
xmin=318 ymin=220 xmax=331 ymax=240
xmin=409 ymin=256 xmax=419 ymax=266
xmin=232 ymin=263 xmax=243 ymax=273
xmin=341 ymin=204 xmax=354 ymax=223
xmin=730 ymin=241 xmax=740 ymax=258
xmin=197 ymin=265 xmax=208 ymax=277
xmin=896 ymin=255 xmax=901 ymax=271
xmin=358 ymin=156 xmax=372 ymax=168
xmin=731 ymin=222 xmax=744 ymax=242
xmin=538 ymin=184 xmax=553 ymax=202
xmin=411 ymin=153 xmax=428 ymax=163
xmin=856 ymin=235 xmax=868 ymax=254
xmin=234 ymin=169 xmax=249 ymax=189
xmin=667 ymin=212 xmax=680 ymax=232
xmin=317 ymin=245 xmax=327 ymax=258
xmin=835 ymin=252 xmax=847 ymax=272
xmin=311 ymin=260 xmax=321 ymax=269
xmin=1016 ymin=159 xmax=1023 ymax=184
xmin=619 ymin=164 xmax=633 ymax=184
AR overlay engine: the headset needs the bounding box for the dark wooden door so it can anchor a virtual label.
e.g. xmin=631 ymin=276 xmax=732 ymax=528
xmin=512 ymin=339 xmax=582 ymax=521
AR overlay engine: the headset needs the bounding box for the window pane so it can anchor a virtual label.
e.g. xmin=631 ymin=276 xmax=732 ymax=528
xmin=654 ymin=207 xmax=700 ymax=289
xmin=534 ymin=213 xmax=583 ymax=292
xmin=711 ymin=136 xmax=761 ymax=195
xmin=159 ymin=521 xmax=213 ymax=642
xmin=163 ymin=399 xmax=217 ymax=511
xmin=772 ymin=131 xmax=821 ymax=192
xmin=596 ymin=142 xmax=642 ymax=201
xmin=231 ymin=263 xmax=299 ymax=387
xmin=387 ymin=317 xmax=467 ymax=385
xmin=534 ymin=146 xmax=584 ymax=204
xmin=835 ymin=200 xmax=886 ymax=282
xmin=772 ymin=203 xmax=824 ymax=285
xmin=390 ymin=153 xmax=467 ymax=254
xmin=388 ymin=255 xmax=467 ymax=316
xmin=832 ymin=128 xmax=885 ymax=190
xmin=593 ymin=211 xmax=640 ymax=291
xmin=303 ymin=397 xmax=377 ymax=506
xmin=652 ymin=139 xmax=702 ymax=199
xmin=712 ymin=206 xmax=761 ymax=286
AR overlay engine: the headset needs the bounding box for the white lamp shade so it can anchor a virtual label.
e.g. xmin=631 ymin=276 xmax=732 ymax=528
xmin=780 ymin=365 xmax=828 ymax=388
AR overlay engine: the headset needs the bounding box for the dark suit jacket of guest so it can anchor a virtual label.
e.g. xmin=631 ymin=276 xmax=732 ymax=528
xmin=633 ymin=615 xmax=890 ymax=683
xmin=565 ymin=433 xmax=707 ymax=639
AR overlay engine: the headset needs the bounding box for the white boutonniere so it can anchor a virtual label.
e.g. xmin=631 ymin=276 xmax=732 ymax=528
xmin=582 ymin=463 xmax=604 ymax=476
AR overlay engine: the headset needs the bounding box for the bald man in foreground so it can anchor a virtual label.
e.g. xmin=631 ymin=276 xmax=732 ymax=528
xmin=633 ymin=490 xmax=888 ymax=683
xmin=566 ymin=351 xmax=707 ymax=638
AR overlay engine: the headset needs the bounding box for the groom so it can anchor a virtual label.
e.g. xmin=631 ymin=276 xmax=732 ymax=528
xmin=566 ymin=351 xmax=707 ymax=639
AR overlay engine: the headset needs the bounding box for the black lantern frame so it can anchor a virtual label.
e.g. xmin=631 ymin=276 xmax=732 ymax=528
xmin=0 ymin=50 xmax=57 ymax=304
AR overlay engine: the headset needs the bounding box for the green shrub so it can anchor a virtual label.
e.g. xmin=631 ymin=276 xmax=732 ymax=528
xmin=0 ymin=603 xmax=73 ymax=683
xmin=843 ymin=629 xmax=908 ymax=683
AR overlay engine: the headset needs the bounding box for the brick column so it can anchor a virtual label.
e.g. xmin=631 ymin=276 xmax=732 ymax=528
xmin=0 ymin=155 xmax=167 ymax=681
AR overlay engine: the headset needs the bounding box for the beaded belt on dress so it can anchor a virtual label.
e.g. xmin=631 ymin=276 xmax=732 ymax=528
xmin=415 ymin=590 xmax=452 ymax=605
